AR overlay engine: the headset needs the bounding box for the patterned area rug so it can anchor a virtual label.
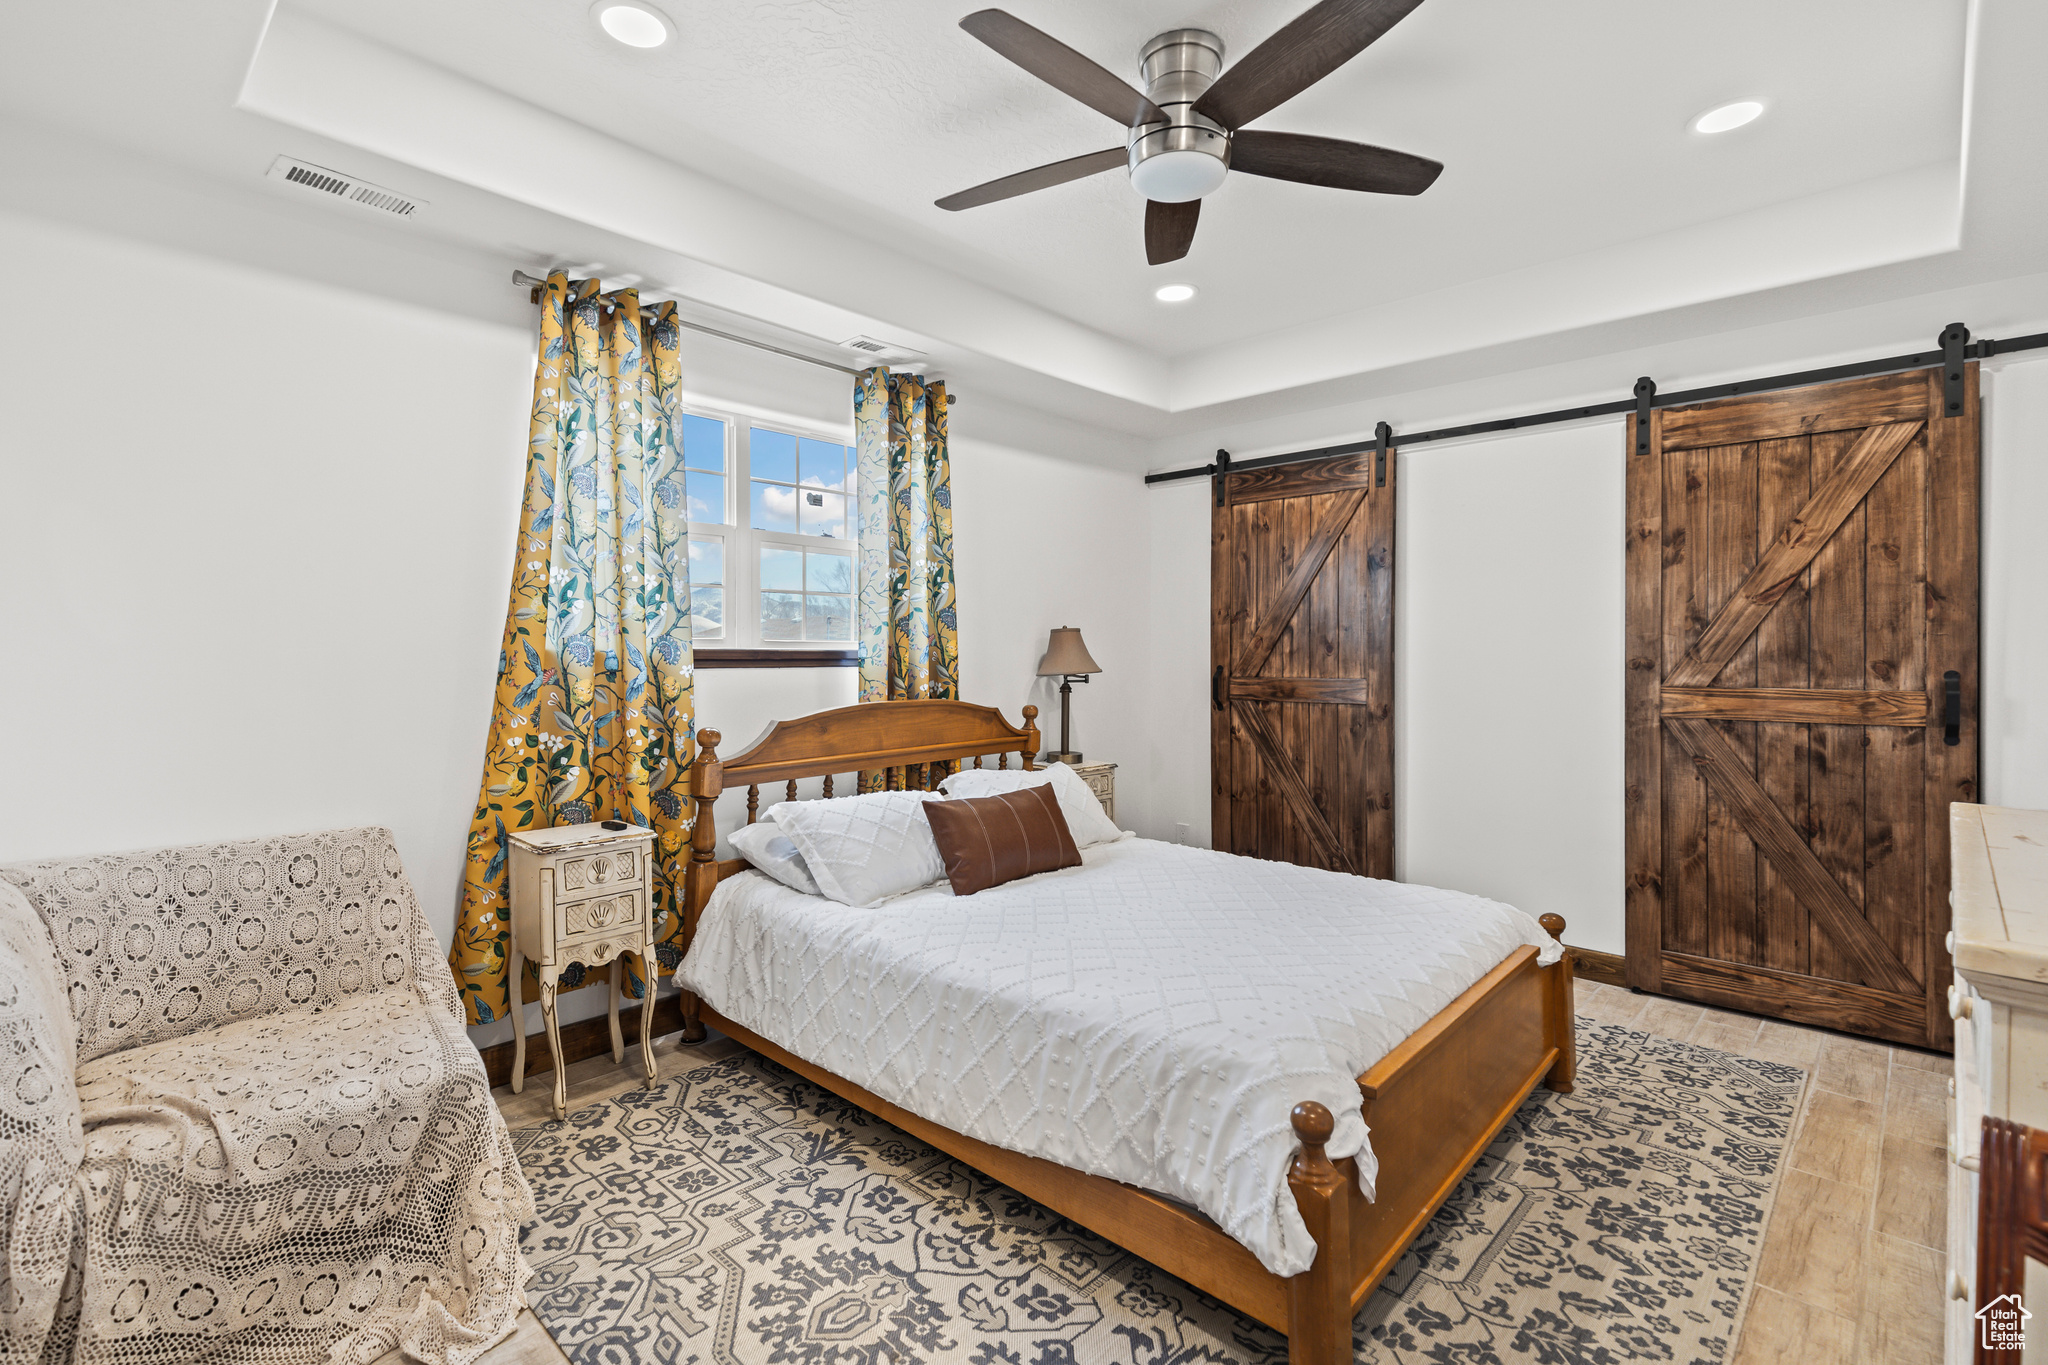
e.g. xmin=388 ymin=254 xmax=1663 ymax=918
xmin=511 ymin=1022 xmax=1804 ymax=1364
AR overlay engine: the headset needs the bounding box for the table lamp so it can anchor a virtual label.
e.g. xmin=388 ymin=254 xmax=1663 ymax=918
xmin=1035 ymin=627 xmax=1101 ymax=764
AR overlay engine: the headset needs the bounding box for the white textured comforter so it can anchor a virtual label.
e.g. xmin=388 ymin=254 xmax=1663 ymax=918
xmin=678 ymin=836 xmax=1561 ymax=1277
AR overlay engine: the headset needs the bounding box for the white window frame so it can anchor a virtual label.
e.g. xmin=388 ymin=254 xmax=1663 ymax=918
xmin=682 ymin=402 xmax=858 ymax=651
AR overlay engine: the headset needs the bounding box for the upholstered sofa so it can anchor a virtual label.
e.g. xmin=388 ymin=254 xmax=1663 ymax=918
xmin=0 ymin=828 xmax=534 ymax=1365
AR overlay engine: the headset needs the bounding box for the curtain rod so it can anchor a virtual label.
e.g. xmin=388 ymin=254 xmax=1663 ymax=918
xmin=1143 ymin=323 xmax=2048 ymax=486
xmin=511 ymin=269 xmax=867 ymax=377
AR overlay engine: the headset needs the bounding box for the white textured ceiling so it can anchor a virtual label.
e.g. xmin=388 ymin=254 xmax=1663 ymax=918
xmin=291 ymin=0 xmax=1962 ymax=357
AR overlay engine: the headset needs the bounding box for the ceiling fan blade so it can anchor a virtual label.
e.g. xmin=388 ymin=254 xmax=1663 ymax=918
xmin=1194 ymin=0 xmax=1427 ymax=130
xmin=960 ymin=10 xmax=1166 ymax=126
xmin=1230 ymin=130 xmax=1442 ymax=195
xmin=1145 ymin=199 xmax=1200 ymax=266
xmin=936 ymin=147 xmax=1128 ymax=211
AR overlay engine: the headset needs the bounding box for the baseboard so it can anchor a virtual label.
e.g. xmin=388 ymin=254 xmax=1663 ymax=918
xmin=474 ymin=993 xmax=686 ymax=1090
xmin=1568 ymin=944 xmax=1627 ymax=989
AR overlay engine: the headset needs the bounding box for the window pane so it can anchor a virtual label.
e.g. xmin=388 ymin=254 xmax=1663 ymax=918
xmin=681 ymin=414 xmax=725 ymax=472
xmin=805 ymin=594 xmax=852 ymax=641
xmin=686 ymin=471 xmax=726 ymax=524
xmin=689 ymin=585 xmax=723 ymax=639
xmin=750 ymin=480 xmax=796 ymax=532
xmin=799 ymin=489 xmax=846 ymax=538
xmin=799 ymin=438 xmax=845 ymax=489
xmin=761 ymin=592 xmax=803 ymax=641
xmin=751 ymin=427 xmax=798 ymax=483
xmin=807 ymin=550 xmax=852 ymax=594
xmin=687 ymin=537 xmax=723 ymax=585
xmin=759 ymin=545 xmax=804 ymax=591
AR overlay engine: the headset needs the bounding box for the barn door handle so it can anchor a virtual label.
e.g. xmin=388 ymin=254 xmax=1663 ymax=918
xmin=1212 ymin=665 xmax=1225 ymax=712
xmin=1943 ymin=671 xmax=1961 ymax=746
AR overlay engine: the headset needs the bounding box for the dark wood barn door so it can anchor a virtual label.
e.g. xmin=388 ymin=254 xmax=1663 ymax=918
xmin=1212 ymin=448 xmax=1395 ymax=877
xmin=1625 ymin=367 xmax=1979 ymax=1048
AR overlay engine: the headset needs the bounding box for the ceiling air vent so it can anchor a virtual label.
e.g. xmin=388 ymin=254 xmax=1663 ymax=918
xmin=840 ymin=335 xmax=927 ymax=362
xmin=265 ymin=156 xmax=427 ymax=221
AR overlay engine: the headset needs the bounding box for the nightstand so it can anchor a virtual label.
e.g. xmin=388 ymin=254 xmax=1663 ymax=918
xmin=1055 ymin=760 xmax=1116 ymax=822
xmin=506 ymin=822 xmax=659 ymax=1119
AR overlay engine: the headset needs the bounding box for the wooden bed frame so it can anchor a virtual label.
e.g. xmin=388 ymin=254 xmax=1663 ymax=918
xmin=676 ymin=699 xmax=1576 ymax=1365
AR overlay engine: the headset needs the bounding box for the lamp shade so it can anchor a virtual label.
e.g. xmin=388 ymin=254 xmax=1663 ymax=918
xmin=1036 ymin=627 xmax=1102 ymax=677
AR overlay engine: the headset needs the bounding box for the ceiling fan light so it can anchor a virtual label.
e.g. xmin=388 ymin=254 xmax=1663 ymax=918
xmin=1130 ymin=150 xmax=1229 ymax=204
xmin=1691 ymin=100 xmax=1764 ymax=134
xmin=1154 ymin=284 xmax=1196 ymax=303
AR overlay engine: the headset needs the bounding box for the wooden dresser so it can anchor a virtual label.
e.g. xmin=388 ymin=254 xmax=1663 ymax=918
xmin=507 ymin=821 xmax=660 ymax=1119
xmin=1947 ymin=803 xmax=2048 ymax=1361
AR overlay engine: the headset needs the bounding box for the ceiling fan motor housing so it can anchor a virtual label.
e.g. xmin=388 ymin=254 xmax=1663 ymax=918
xmin=1129 ymin=29 xmax=1229 ymax=202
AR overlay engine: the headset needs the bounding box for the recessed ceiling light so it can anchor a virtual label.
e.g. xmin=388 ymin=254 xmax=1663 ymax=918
xmin=592 ymin=0 xmax=672 ymax=48
xmin=1692 ymin=100 xmax=1764 ymax=135
xmin=1154 ymin=284 xmax=1196 ymax=303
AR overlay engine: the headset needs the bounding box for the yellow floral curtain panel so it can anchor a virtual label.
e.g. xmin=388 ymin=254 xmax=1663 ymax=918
xmin=854 ymin=368 xmax=958 ymax=707
xmin=450 ymin=272 xmax=695 ymax=1026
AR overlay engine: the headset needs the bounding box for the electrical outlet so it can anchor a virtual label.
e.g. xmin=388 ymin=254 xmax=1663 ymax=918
xmin=1174 ymin=823 xmax=1190 ymax=845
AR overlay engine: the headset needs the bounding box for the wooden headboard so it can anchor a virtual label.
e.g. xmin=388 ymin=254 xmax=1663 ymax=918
xmin=679 ymin=698 xmax=1040 ymax=957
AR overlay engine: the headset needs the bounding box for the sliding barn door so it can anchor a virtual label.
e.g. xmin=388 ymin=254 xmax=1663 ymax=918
xmin=1212 ymin=448 xmax=1394 ymax=877
xmin=1625 ymin=367 xmax=1979 ymax=1048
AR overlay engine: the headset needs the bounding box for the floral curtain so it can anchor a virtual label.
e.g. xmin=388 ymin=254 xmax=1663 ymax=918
xmin=854 ymin=367 xmax=958 ymax=716
xmin=449 ymin=272 xmax=695 ymax=1026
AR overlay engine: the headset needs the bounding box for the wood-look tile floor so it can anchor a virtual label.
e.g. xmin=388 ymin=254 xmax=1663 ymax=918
xmin=447 ymin=995 xmax=1952 ymax=1365
xmin=1577 ymin=981 xmax=1953 ymax=1365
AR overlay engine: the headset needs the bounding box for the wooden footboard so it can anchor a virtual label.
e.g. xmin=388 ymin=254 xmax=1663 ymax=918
xmin=675 ymin=701 xmax=1578 ymax=1365
xmin=1285 ymin=917 xmax=1576 ymax=1363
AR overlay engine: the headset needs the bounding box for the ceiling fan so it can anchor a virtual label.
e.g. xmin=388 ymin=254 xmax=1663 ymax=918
xmin=935 ymin=0 xmax=1443 ymax=266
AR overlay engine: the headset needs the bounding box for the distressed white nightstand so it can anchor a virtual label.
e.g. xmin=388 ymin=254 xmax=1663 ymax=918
xmin=1054 ymin=760 xmax=1116 ymax=822
xmin=1946 ymin=803 xmax=2048 ymax=1360
xmin=507 ymin=822 xmax=659 ymax=1119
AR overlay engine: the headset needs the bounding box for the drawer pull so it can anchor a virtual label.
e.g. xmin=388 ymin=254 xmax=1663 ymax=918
xmin=1949 ymin=984 xmax=1975 ymax=1020
xmin=1951 ymin=1126 xmax=1982 ymax=1171
xmin=1953 ymin=1270 xmax=1971 ymax=1301
xmin=1946 ymin=928 xmax=1955 ymax=954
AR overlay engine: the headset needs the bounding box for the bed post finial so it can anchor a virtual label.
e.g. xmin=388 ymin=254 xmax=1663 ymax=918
xmin=1285 ymin=1100 xmax=1352 ymax=1364
xmin=1536 ymin=913 xmax=1576 ymax=1095
xmin=1021 ymin=704 xmax=1040 ymax=771
xmin=679 ymin=729 xmax=723 ymax=1045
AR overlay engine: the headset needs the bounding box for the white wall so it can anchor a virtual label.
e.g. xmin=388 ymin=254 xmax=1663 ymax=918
xmin=1982 ymin=358 xmax=2048 ymax=811
xmin=0 ymin=202 xmax=1156 ymax=1049
xmin=1144 ymin=356 xmax=2048 ymax=957
xmin=1396 ymin=424 xmax=1625 ymax=944
xmin=0 ymin=204 xmax=529 ymax=948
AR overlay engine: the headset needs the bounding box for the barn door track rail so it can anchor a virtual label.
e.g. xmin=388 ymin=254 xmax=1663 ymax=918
xmin=1144 ymin=323 xmax=2048 ymax=487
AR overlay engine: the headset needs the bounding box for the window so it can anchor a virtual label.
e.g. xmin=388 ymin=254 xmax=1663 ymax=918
xmin=682 ymin=407 xmax=857 ymax=651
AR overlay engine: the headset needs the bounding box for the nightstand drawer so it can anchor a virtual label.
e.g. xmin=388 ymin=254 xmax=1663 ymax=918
xmin=556 ymin=846 xmax=643 ymax=902
xmin=558 ymin=888 xmax=644 ymax=940
xmin=550 ymin=931 xmax=642 ymax=970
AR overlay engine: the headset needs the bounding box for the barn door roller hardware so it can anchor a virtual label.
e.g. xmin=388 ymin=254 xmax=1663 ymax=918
xmin=1941 ymin=323 xmax=1970 ymax=416
xmin=1146 ymin=321 xmax=2044 ymax=487
xmin=1374 ymin=422 xmax=1390 ymax=487
xmin=1212 ymin=449 xmax=1231 ymax=506
xmin=1633 ymin=377 xmax=1656 ymax=454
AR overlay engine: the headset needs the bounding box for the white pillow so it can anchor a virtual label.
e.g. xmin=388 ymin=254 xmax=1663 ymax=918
xmin=768 ymin=791 xmax=947 ymax=908
xmin=728 ymin=819 xmax=822 ymax=897
xmin=939 ymin=762 xmax=1124 ymax=849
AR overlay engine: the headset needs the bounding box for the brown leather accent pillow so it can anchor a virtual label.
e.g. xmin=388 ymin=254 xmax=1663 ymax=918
xmin=923 ymin=782 xmax=1082 ymax=896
